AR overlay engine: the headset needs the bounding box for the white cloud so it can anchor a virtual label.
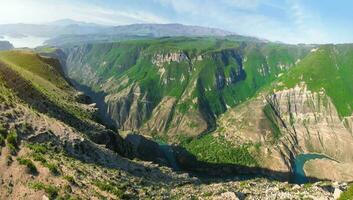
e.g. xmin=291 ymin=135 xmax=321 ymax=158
xmin=155 ymin=0 xmax=330 ymax=44
xmin=0 ymin=0 xmax=169 ymax=25
xmin=154 ymin=0 xmax=293 ymax=41
xmin=222 ymin=0 xmax=262 ymax=10
xmin=0 ymin=0 xmax=333 ymax=43
xmin=286 ymin=0 xmax=328 ymax=43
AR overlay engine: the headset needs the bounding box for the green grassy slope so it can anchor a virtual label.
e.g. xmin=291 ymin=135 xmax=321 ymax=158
xmin=279 ymin=44 xmax=353 ymax=117
xmin=183 ymin=43 xmax=353 ymax=167
xmin=67 ymin=38 xmax=311 ymax=127
xmin=0 ymin=50 xmax=95 ymax=127
xmin=65 ymin=38 xmax=312 ymax=166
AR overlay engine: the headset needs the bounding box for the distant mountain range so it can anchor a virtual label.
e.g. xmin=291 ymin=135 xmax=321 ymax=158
xmin=46 ymin=19 xmax=101 ymax=27
xmin=0 ymin=19 xmax=263 ymax=46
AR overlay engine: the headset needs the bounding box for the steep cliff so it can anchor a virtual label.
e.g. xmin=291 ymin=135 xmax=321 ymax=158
xmin=1 ymin=49 xmax=347 ymax=200
xmin=0 ymin=50 xmax=205 ymax=199
xmin=64 ymin=38 xmax=310 ymax=142
xmin=213 ymin=44 xmax=353 ymax=181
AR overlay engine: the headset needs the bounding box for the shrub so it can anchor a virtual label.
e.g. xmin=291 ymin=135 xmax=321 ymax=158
xmin=32 ymin=153 xmax=47 ymax=163
xmin=0 ymin=124 xmax=7 ymax=135
xmin=30 ymin=182 xmax=59 ymax=199
xmin=6 ymin=155 xmax=13 ymax=166
xmin=6 ymin=129 xmax=18 ymax=146
xmin=17 ymin=123 xmax=33 ymax=134
xmin=28 ymin=144 xmax=59 ymax=175
xmin=7 ymin=143 xmax=17 ymax=155
xmin=27 ymin=143 xmax=48 ymax=154
xmin=45 ymin=163 xmax=60 ymax=175
xmin=64 ymin=175 xmax=76 ymax=185
xmin=0 ymin=135 xmax=5 ymax=146
xmin=17 ymin=157 xmax=37 ymax=174
xmin=92 ymin=180 xmax=123 ymax=198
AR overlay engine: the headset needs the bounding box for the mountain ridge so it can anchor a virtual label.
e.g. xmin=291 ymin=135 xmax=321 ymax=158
xmin=0 ymin=40 xmax=352 ymax=199
xmin=62 ymin=37 xmax=353 ymax=184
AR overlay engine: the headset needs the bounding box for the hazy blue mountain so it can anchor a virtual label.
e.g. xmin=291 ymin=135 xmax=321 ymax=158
xmin=47 ymin=18 xmax=102 ymax=27
xmin=0 ymin=41 xmax=14 ymax=50
xmin=0 ymin=19 xmax=245 ymax=46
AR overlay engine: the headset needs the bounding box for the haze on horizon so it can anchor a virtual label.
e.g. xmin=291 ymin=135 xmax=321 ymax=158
xmin=0 ymin=0 xmax=352 ymax=44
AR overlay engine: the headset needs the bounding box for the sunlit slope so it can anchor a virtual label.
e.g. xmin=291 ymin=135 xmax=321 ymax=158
xmin=279 ymin=44 xmax=353 ymax=117
xmin=0 ymin=50 xmax=94 ymax=123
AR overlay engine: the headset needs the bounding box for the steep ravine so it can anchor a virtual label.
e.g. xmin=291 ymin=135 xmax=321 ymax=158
xmin=1 ymin=48 xmax=352 ymax=199
xmin=215 ymin=83 xmax=353 ymax=182
xmin=266 ymin=84 xmax=353 ymax=182
xmin=60 ymin=39 xmax=341 ymax=181
xmin=62 ymin=39 xmax=309 ymax=144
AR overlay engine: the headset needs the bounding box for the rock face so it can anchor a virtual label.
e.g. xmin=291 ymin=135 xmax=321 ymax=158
xmin=152 ymin=51 xmax=189 ymax=68
xmin=267 ymin=84 xmax=353 ymax=162
xmin=123 ymin=133 xmax=168 ymax=164
xmin=105 ymin=84 xmax=149 ymax=130
xmin=266 ymin=84 xmax=353 ymax=181
xmin=64 ymin=39 xmax=308 ymax=142
xmin=141 ymin=96 xmax=176 ymax=133
xmin=216 ymin=83 xmax=353 ymax=181
xmin=304 ymin=159 xmax=353 ymax=182
xmin=62 ymin=39 xmax=353 ymax=181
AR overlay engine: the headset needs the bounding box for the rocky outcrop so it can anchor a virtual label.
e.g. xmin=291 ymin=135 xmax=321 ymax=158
xmin=304 ymin=159 xmax=353 ymax=182
xmin=141 ymin=96 xmax=176 ymax=133
xmin=105 ymin=84 xmax=149 ymax=130
xmin=152 ymin=51 xmax=189 ymax=68
xmin=216 ymin=83 xmax=353 ymax=181
xmin=123 ymin=133 xmax=168 ymax=165
xmin=38 ymin=48 xmax=68 ymax=74
xmin=265 ymin=84 xmax=353 ymax=181
xmin=167 ymin=108 xmax=209 ymax=138
xmin=64 ymin=44 xmax=99 ymax=85
xmin=267 ymin=84 xmax=353 ymax=162
xmin=170 ymin=178 xmax=347 ymax=200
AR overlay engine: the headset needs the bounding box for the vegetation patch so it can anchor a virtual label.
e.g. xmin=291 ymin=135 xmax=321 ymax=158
xmin=30 ymin=182 xmax=59 ymax=199
xmin=0 ymin=123 xmax=7 ymax=135
xmin=92 ymin=180 xmax=124 ymax=198
xmin=6 ymin=129 xmax=18 ymax=146
xmin=183 ymin=134 xmax=258 ymax=166
xmin=17 ymin=157 xmax=37 ymax=174
xmin=27 ymin=143 xmax=48 ymax=153
xmin=7 ymin=143 xmax=17 ymax=155
xmin=0 ymin=135 xmax=5 ymax=146
xmin=339 ymin=184 xmax=353 ymax=200
xmin=64 ymin=175 xmax=76 ymax=185
xmin=279 ymin=45 xmax=353 ymax=117
xmin=28 ymin=143 xmax=60 ymax=175
xmin=263 ymin=104 xmax=282 ymax=141
xmin=45 ymin=163 xmax=60 ymax=175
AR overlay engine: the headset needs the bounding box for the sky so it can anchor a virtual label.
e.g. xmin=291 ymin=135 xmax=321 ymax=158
xmin=0 ymin=0 xmax=352 ymax=44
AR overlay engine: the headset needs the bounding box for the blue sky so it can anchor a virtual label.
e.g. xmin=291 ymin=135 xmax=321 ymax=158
xmin=0 ymin=0 xmax=352 ymax=44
